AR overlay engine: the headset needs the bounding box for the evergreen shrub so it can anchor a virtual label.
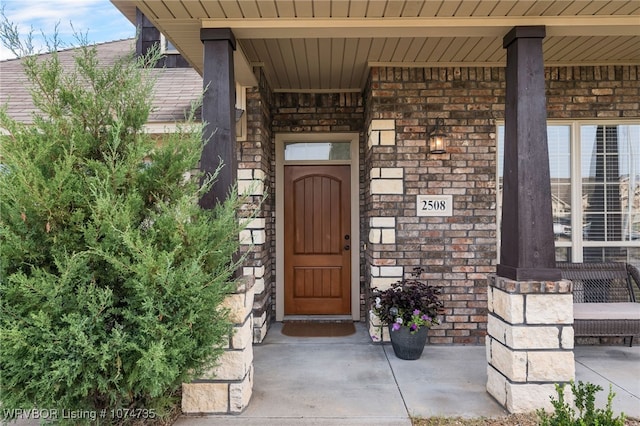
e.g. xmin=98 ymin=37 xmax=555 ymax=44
xmin=0 ymin=33 xmax=248 ymax=423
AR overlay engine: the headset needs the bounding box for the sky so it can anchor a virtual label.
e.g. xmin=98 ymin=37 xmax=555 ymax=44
xmin=0 ymin=0 xmax=135 ymax=60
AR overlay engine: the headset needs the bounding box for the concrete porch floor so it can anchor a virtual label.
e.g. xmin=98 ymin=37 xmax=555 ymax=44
xmin=178 ymin=322 xmax=640 ymax=425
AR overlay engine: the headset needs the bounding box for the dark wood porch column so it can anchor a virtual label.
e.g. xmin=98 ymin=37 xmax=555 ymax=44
xmin=497 ymin=26 xmax=561 ymax=281
xmin=199 ymin=28 xmax=237 ymax=208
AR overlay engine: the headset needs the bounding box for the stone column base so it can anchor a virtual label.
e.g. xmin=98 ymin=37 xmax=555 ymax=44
xmin=487 ymin=360 xmax=568 ymax=413
xmin=486 ymin=274 xmax=575 ymax=413
xmin=182 ymin=276 xmax=255 ymax=415
xmin=182 ymin=365 xmax=254 ymax=414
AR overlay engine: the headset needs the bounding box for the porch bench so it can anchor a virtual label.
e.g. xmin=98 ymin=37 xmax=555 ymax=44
xmin=557 ymin=262 xmax=640 ymax=346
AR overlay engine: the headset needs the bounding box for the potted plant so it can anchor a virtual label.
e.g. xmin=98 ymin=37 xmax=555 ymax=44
xmin=371 ymin=267 xmax=444 ymax=360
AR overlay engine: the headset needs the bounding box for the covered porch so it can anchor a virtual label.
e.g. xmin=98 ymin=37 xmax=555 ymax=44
xmin=111 ymin=0 xmax=640 ymax=416
xmin=175 ymin=322 xmax=640 ymax=424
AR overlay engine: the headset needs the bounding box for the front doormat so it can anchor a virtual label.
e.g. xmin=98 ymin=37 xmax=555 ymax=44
xmin=281 ymin=321 xmax=356 ymax=337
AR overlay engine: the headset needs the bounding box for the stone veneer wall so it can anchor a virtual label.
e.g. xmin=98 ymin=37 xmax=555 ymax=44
xmin=271 ymin=92 xmax=367 ymax=317
xmin=241 ymin=69 xmax=274 ymax=344
xmin=182 ymin=277 xmax=255 ymax=414
xmin=364 ymin=65 xmax=640 ymax=345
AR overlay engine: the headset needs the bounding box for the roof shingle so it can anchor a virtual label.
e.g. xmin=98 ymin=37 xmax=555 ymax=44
xmin=0 ymin=39 xmax=203 ymax=125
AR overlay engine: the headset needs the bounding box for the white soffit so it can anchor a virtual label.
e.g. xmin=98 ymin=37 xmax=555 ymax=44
xmin=111 ymin=0 xmax=640 ymax=92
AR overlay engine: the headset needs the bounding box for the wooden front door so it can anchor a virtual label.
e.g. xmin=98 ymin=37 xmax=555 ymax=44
xmin=284 ymin=165 xmax=351 ymax=315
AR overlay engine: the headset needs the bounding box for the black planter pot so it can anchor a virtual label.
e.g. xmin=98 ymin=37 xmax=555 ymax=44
xmin=388 ymin=325 xmax=428 ymax=360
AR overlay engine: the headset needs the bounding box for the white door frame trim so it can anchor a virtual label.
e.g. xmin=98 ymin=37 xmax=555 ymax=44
xmin=275 ymin=132 xmax=361 ymax=321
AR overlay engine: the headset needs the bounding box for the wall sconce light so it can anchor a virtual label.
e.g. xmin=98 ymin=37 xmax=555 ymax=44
xmin=428 ymin=118 xmax=447 ymax=154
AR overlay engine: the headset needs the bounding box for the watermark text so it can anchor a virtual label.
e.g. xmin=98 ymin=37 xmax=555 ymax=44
xmin=3 ymin=408 xmax=156 ymax=420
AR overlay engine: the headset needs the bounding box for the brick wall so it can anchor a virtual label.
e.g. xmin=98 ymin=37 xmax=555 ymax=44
xmin=245 ymin=65 xmax=639 ymax=344
xmin=241 ymin=69 xmax=274 ymax=342
xmin=272 ymin=93 xmax=365 ymax=133
xmin=545 ymin=66 xmax=640 ymax=119
xmin=364 ymin=65 xmax=640 ymax=345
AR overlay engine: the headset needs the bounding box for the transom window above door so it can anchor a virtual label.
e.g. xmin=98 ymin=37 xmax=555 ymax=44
xmin=284 ymin=142 xmax=351 ymax=161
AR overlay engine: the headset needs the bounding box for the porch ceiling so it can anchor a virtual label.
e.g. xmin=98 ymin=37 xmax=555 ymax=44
xmin=111 ymin=0 xmax=640 ymax=92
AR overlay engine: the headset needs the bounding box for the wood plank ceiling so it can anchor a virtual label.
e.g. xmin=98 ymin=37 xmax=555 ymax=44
xmin=111 ymin=0 xmax=640 ymax=92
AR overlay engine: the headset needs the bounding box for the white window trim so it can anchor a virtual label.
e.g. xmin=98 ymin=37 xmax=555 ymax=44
xmin=160 ymin=34 xmax=179 ymax=55
xmin=235 ymin=83 xmax=247 ymax=142
xmin=570 ymin=121 xmax=583 ymax=261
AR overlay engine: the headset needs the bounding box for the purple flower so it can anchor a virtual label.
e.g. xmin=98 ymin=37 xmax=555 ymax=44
xmin=413 ymin=309 xmax=421 ymax=316
xmin=392 ymin=323 xmax=401 ymax=331
xmin=421 ymin=315 xmax=429 ymax=321
xmin=410 ymin=324 xmax=417 ymax=331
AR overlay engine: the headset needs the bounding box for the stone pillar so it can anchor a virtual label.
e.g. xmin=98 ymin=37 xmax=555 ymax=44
xmin=488 ymin=26 xmax=574 ymax=413
xmin=182 ymin=276 xmax=255 ymax=414
xmin=199 ymin=28 xmax=237 ymax=209
xmin=487 ymin=275 xmax=574 ymax=412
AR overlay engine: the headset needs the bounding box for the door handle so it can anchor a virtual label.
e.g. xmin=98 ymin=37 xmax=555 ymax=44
xmin=344 ymin=244 xmax=350 ymax=251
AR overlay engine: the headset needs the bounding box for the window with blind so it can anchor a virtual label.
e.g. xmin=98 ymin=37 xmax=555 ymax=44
xmin=497 ymin=122 xmax=640 ymax=266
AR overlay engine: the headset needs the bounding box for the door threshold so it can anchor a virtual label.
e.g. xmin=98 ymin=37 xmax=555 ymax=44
xmin=283 ymin=315 xmax=354 ymax=322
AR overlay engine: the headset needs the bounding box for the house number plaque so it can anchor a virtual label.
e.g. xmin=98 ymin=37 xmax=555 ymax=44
xmin=416 ymin=195 xmax=453 ymax=217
